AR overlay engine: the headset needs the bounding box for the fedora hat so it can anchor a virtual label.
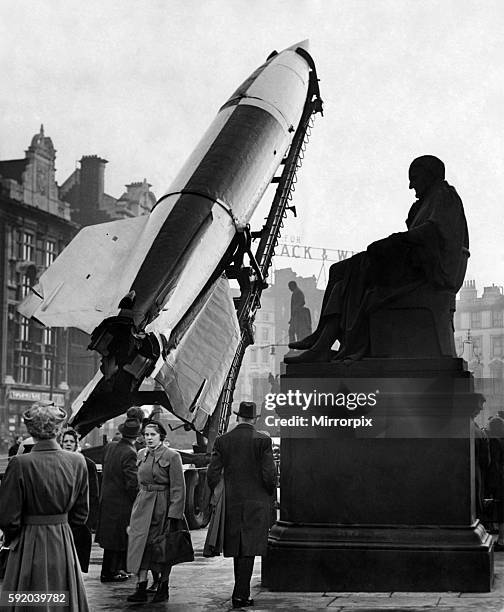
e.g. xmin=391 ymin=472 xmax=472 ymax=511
xmin=118 ymin=418 xmax=142 ymax=438
xmin=233 ymin=401 xmax=257 ymax=419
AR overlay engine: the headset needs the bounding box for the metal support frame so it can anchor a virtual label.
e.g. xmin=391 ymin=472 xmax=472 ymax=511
xmin=207 ymin=49 xmax=323 ymax=449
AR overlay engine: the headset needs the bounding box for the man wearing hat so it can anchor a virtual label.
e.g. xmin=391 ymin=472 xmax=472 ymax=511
xmin=207 ymin=401 xmax=277 ymax=609
xmin=95 ymin=417 xmax=141 ymax=582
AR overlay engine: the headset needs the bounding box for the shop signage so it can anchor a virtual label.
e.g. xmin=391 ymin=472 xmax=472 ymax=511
xmin=276 ymin=243 xmax=355 ymax=262
xmin=8 ymin=389 xmax=65 ymax=406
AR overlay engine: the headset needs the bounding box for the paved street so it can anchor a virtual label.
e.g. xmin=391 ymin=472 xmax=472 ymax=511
xmin=2 ymin=519 xmax=504 ymax=610
xmin=80 ymin=529 xmax=504 ymax=612
xmin=2 ymin=525 xmax=504 ymax=610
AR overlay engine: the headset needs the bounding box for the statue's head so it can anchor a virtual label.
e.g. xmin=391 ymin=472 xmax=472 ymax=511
xmin=409 ymin=155 xmax=445 ymax=199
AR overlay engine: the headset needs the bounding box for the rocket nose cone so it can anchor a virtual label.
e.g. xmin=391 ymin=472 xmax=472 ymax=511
xmin=286 ymin=39 xmax=309 ymax=52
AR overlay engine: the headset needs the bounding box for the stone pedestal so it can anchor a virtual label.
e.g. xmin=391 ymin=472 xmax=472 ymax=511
xmin=262 ymin=358 xmax=494 ymax=592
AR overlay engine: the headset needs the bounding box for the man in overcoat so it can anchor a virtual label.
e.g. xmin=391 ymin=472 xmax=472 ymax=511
xmin=207 ymin=401 xmax=277 ymax=608
xmin=95 ymin=417 xmax=140 ymax=581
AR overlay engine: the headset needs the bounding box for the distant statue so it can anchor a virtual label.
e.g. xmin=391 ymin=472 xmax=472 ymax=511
xmin=287 ymin=281 xmax=312 ymax=344
xmin=268 ymin=372 xmax=280 ymax=395
xmin=286 ymin=155 xmax=469 ymax=363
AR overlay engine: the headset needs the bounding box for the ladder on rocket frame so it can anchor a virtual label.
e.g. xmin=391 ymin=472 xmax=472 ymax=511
xmin=210 ymin=50 xmax=323 ymax=444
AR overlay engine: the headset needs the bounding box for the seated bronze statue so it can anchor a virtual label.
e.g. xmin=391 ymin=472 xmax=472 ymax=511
xmin=285 ymin=155 xmax=469 ymax=364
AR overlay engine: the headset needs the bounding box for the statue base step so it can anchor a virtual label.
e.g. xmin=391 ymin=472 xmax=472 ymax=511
xmin=263 ymin=522 xmax=493 ymax=592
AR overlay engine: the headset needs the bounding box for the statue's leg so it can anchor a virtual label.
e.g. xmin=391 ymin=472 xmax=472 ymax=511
xmin=288 ymin=261 xmax=348 ymax=350
xmin=284 ymin=316 xmax=341 ymax=363
xmin=288 ymin=328 xmax=322 ymax=350
xmin=285 ymin=253 xmax=371 ymax=363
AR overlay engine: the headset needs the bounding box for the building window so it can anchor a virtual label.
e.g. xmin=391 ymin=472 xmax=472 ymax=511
xmin=8 ymin=261 xmax=17 ymax=286
xmin=20 ymin=274 xmax=31 ymax=299
xmin=251 ymin=349 xmax=257 ymax=363
xmin=262 ymin=327 xmax=269 ymax=342
xmin=42 ymin=357 xmax=52 ymax=386
xmin=18 ymin=354 xmax=30 ymax=383
xmin=492 ymin=336 xmax=504 ymax=359
xmin=490 ymin=360 xmax=504 ymax=378
xmin=21 ymin=231 xmax=35 ymax=262
xmin=8 ymin=227 xmax=19 ymax=259
xmin=43 ymin=327 xmax=54 ymax=346
xmin=263 ymin=312 xmax=270 ymax=322
xmin=489 ymin=361 xmax=504 ymax=395
xmin=470 ymin=312 xmax=482 ymax=329
xmin=19 ymin=317 xmax=30 ymax=342
xmin=262 ymin=350 xmax=269 ymax=364
xmin=46 ymin=240 xmax=57 ymax=267
xmin=36 ymin=237 xmax=45 ymax=266
xmin=492 ymin=311 xmax=504 ymax=328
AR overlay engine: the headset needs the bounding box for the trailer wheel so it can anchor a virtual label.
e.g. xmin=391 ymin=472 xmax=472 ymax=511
xmin=185 ymin=470 xmax=210 ymax=529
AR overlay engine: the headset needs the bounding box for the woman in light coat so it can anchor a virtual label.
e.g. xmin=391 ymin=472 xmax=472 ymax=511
xmin=0 ymin=401 xmax=89 ymax=612
xmin=127 ymin=420 xmax=185 ymax=603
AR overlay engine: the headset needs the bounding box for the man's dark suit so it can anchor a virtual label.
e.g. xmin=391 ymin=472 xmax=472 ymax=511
xmin=207 ymin=422 xmax=277 ymax=603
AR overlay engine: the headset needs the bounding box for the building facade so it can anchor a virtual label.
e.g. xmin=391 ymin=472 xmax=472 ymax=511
xmin=0 ymin=127 xmax=77 ymax=448
xmin=454 ymin=280 xmax=504 ymax=422
xmin=0 ymin=128 xmax=157 ymax=451
xmin=60 ymin=155 xmax=156 ymax=224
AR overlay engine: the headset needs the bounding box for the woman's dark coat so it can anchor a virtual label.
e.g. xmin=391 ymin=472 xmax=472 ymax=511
xmin=71 ymin=454 xmax=100 ymax=572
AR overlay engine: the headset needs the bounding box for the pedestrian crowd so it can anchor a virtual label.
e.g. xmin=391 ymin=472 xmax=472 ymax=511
xmin=473 ymin=400 xmax=504 ymax=550
xmin=0 ymin=399 xmax=277 ymax=611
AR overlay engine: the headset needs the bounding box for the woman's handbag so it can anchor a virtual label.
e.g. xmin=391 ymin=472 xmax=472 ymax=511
xmin=151 ymin=517 xmax=194 ymax=565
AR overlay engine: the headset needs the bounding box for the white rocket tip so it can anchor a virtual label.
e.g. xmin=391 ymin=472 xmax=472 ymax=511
xmin=286 ymin=39 xmax=309 ymax=52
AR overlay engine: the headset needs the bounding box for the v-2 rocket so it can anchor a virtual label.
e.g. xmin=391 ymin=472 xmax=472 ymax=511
xmin=18 ymin=41 xmax=318 ymax=433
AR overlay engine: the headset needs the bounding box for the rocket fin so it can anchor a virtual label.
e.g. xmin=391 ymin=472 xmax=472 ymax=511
xmin=18 ymin=215 xmax=150 ymax=333
xmin=154 ymin=275 xmax=240 ymax=432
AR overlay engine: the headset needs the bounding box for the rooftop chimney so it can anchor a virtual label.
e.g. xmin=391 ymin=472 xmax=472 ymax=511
xmin=79 ymin=155 xmax=108 ymax=219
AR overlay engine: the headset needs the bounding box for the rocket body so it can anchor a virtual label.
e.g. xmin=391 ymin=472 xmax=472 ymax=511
xmin=19 ymin=43 xmax=312 ymax=338
xmin=17 ymin=42 xmax=316 ymax=435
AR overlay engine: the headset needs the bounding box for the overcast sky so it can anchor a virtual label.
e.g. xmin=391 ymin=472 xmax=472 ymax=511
xmin=1 ymin=0 xmax=502 ymax=290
